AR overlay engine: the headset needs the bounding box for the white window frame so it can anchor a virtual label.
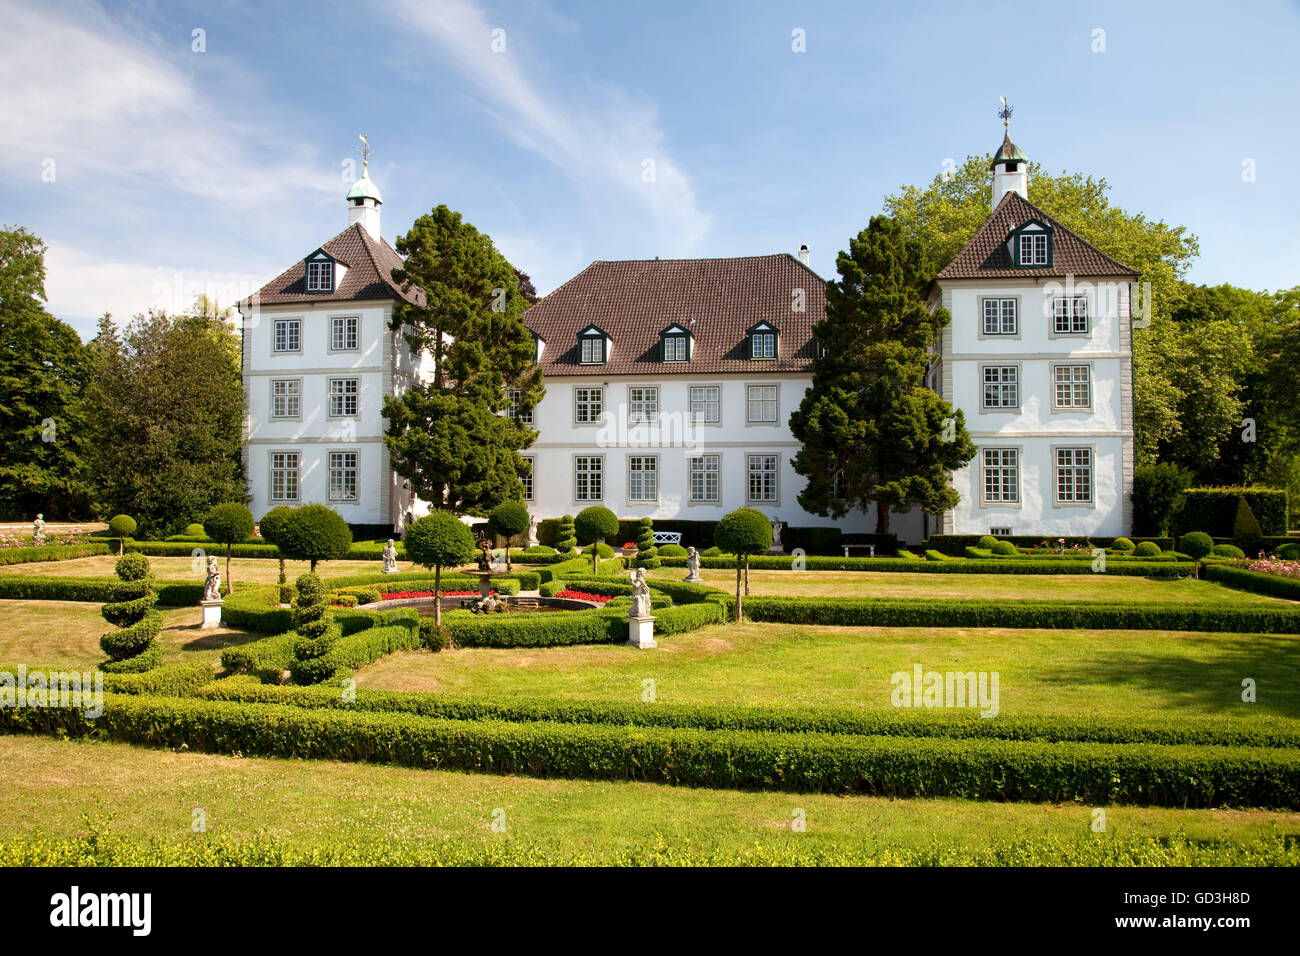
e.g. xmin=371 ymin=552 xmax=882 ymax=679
xmin=1052 ymin=295 xmax=1089 ymax=335
xmin=1052 ymin=364 xmax=1092 ymax=411
xmin=328 ymin=377 xmax=359 ymax=418
xmin=1018 ymin=232 xmax=1048 ymax=266
xmin=506 ymin=388 xmax=533 ymax=425
xmin=981 ymin=364 xmax=1020 ymax=411
xmin=1054 ymin=446 xmax=1095 ymax=506
xmin=750 ymin=331 xmax=776 ymax=359
xmin=272 ymin=318 xmax=301 ymax=354
xmin=306 ymin=260 xmax=333 ymax=292
xmin=662 ymin=334 xmax=688 ymax=363
xmin=989 ymin=526 xmax=1012 ymax=537
xmin=328 ymin=450 xmax=359 ymax=502
xmin=746 ymin=453 xmax=779 ymax=503
xmin=980 ymin=447 xmax=1021 ymax=506
xmin=627 ymin=386 xmax=659 ymax=425
xmin=573 ymin=455 xmax=604 ymax=502
xmin=330 ymin=315 xmax=359 ymax=352
xmin=746 ymin=384 xmax=779 ymax=424
xmin=689 ymin=385 xmax=721 ymax=424
xmin=627 ymin=455 xmax=659 ymax=502
xmin=520 ymin=456 xmax=534 ymax=501
xmin=269 ymin=451 xmax=300 ymax=502
xmin=688 ymin=455 xmax=720 ymax=503
xmin=270 ymin=378 xmax=301 ymax=420
xmin=574 ymin=386 xmax=604 ymax=425
xmin=981 ymin=297 xmax=1018 ymax=336
xmin=579 ymin=335 xmax=606 ymax=365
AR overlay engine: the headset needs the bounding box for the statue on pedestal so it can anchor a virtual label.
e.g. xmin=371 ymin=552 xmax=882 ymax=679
xmin=202 ymin=555 xmax=222 ymax=603
xmin=476 ymin=536 xmax=493 ymax=572
xmin=684 ymin=546 xmax=703 ymax=583
xmin=32 ymin=514 xmax=45 ymax=546
xmin=382 ymin=538 xmax=399 ymax=574
xmin=628 ymin=568 xmax=652 ymax=620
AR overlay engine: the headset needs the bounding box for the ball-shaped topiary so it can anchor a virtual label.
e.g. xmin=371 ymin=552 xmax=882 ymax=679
xmin=634 ymin=516 xmax=659 ymax=568
xmin=1278 ymin=543 xmax=1300 ymax=561
xmin=575 ymin=506 xmax=619 ymax=574
xmin=1111 ymin=537 xmax=1135 ymax=552
xmin=258 ymin=504 xmax=297 ymax=601
xmin=555 ymin=514 xmax=577 ymax=553
xmin=595 ymin=542 xmax=616 ymax=559
xmin=1212 ymin=543 xmax=1245 ymax=559
xmin=977 ymin=535 xmax=998 ymax=550
xmin=203 ymin=502 xmax=255 ymax=596
xmin=523 ymin=544 xmax=557 ymax=555
xmin=990 ymin=540 xmax=1018 ymax=556
xmin=276 ymin=504 xmax=353 ymax=571
xmin=658 ymin=543 xmax=688 ymax=558
xmin=714 ymin=508 xmax=773 ymax=622
xmin=99 ymin=552 xmax=163 ymax=672
xmin=487 ymin=500 xmax=531 ymax=569
xmin=1134 ymin=541 xmax=1162 ymax=557
xmin=405 ymin=511 xmax=476 ymax=626
xmin=1179 ymin=531 xmax=1214 ymax=559
xmin=184 ymin=523 xmax=207 ymax=537
xmin=108 ymin=514 xmax=137 ymax=555
xmin=701 ymin=546 xmax=723 ymax=557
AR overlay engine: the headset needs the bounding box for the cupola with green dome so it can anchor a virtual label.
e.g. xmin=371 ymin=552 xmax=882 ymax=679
xmin=990 ymin=99 xmax=1028 ymax=210
xmin=347 ymin=134 xmax=383 ymax=236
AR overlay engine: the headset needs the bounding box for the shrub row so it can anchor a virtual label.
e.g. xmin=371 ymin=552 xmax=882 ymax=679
xmin=4 ymin=694 xmax=1297 ymax=806
xmin=735 ymin=596 xmax=1300 ymax=633
xmin=657 ymin=555 xmax=1195 ymax=577
xmin=102 ymin=662 xmax=215 ymax=696
xmin=1176 ymin=487 xmax=1289 ymax=536
xmin=321 ymin=569 xmax=541 ymax=591
xmin=198 ymin=683 xmax=1300 ymax=750
xmin=219 ymin=631 xmax=300 ymax=678
xmin=289 ymin=622 xmax=421 ymax=685
xmin=0 ymin=542 xmax=112 ymax=566
xmin=926 ymin=535 xmax=1175 ymax=556
xmin=1203 ymin=564 xmax=1300 ymax=602
xmin=0 ymin=575 xmax=214 ymax=606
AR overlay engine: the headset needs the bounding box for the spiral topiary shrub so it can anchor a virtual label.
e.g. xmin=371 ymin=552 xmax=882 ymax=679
xmin=977 ymin=535 xmax=998 ymax=550
xmin=555 ymin=515 xmax=577 ymax=554
xmin=635 ymin=517 xmax=659 ymax=568
xmin=1111 ymin=537 xmax=1135 ymax=552
xmin=990 ymin=540 xmax=1019 ymax=556
xmin=289 ymin=573 xmax=341 ymax=683
xmin=1179 ymin=532 xmax=1214 ymax=560
xmin=108 ymin=514 xmax=136 ymax=555
xmin=99 ymin=553 xmax=164 ymax=672
xmin=1134 ymin=541 xmax=1162 ymax=557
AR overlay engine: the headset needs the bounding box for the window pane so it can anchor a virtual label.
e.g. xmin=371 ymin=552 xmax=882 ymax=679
xmin=690 ymin=386 xmax=719 ymax=423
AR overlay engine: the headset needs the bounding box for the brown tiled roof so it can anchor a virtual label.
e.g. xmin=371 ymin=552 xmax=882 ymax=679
xmin=244 ymin=222 xmax=423 ymax=307
xmin=937 ymin=191 xmax=1138 ymax=280
xmin=525 ymin=254 xmax=825 ymax=376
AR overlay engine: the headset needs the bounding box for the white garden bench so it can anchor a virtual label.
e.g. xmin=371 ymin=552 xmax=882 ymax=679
xmin=653 ymin=532 xmax=682 ymax=545
xmin=842 ymin=543 xmax=876 ymax=557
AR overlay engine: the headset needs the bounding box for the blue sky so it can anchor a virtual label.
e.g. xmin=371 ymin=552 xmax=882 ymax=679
xmin=4 ymin=0 xmax=1298 ymax=339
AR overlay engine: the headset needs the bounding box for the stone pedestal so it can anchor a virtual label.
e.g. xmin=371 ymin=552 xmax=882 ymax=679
xmin=382 ymin=567 xmax=400 ymax=575
xmin=476 ymin=573 xmax=493 ymax=598
xmin=200 ymin=599 xmax=223 ymax=630
xmin=684 ymin=572 xmax=703 ymax=583
xmin=627 ymin=616 xmax=657 ymax=649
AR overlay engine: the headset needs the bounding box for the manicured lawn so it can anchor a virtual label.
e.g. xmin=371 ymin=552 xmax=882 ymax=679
xmin=355 ymin=621 xmax=1300 ymax=722
xmin=0 ymin=600 xmax=259 ymax=671
xmin=650 ymin=567 xmax=1292 ymax=604
xmin=1 ymin=736 xmax=1294 ymax=857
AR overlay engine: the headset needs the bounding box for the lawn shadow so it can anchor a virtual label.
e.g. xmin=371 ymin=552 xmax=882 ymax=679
xmin=1038 ymin=633 xmax=1300 ymax=718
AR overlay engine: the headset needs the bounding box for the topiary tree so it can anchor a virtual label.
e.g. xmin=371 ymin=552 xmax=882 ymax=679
xmin=184 ymin=522 xmax=207 ymax=537
xmin=1212 ymin=543 xmax=1245 ymax=558
xmin=257 ymin=505 xmax=296 ymax=603
xmin=108 ymin=514 xmax=136 ymax=555
xmin=405 ymin=511 xmax=476 ymax=625
xmin=277 ymin=503 xmax=353 ymax=572
xmin=990 ymin=540 xmax=1018 ymax=556
xmin=1233 ymin=496 xmax=1264 ymax=557
xmin=714 ymin=508 xmax=772 ymax=622
xmin=99 ymin=553 xmax=163 ymax=672
xmin=487 ymin=500 xmax=530 ymax=570
xmin=976 ymin=535 xmax=998 ymax=550
xmin=289 ymin=572 xmax=340 ymax=684
xmin=574 ymin=506 xmax=619 ymax=576
xmin=555 ymin=514 xmax=577 ymax=554
xmin=202 ymin=502 xmax=254 ymax=597
xmin=1134 ymin=541 xmax=1162 ymax=557
xmin=1179 ymin=531 xmax=1214 ymax=560
xmin=1111 ymin=537 xmax=1135 ymax=552
xmin=634 ymin=516 xmax=659 ymax=569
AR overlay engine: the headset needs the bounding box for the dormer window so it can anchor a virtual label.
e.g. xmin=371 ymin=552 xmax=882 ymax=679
xmin=748 ymin=321 xmax=778 ymax=360
xmin=1008 ymin=221 xmax=1052 ymax=268
xmin=305 ymin=251 xmax=335 ymax=292
xmin=578 ymin=325 xmax=608 ymax=365
xmin=659 ymin=324 xmax=690 ymax=363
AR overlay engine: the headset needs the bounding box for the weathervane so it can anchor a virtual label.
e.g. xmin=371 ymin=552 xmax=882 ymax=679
xmin=997 ymin=97 xmax=1013 ymax=128
xmin=358 ymin=133 xmax=372 ymax=169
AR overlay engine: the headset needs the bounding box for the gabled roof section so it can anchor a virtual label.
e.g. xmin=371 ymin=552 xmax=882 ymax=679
xmin=523 ymin=254 xmax=824 ymax=375
xmin=244 ymin=222 xmax=423 ymax=307
xmin=936 ymin=191 xmax=1139 ymax=280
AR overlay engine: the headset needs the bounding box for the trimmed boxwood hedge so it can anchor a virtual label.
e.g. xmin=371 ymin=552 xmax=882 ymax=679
xmin=289 ymin=621 xmax=421 ymax=685
xmin=102 ymin=662 xmax=214 ymax=696
xmin=655 ymin=555 xmax=1195 ymax=576
xmin=1204 ymin=564 xmax=1300 ymax=602
xmin=4 ymin=694 xmax=1297 ymax=807
xmin=197 ymin=683 xmax=1300 ymax=750
xmin=1177 ymin=487 xmax=1289 ymax=536
xmin=321 ymin=569 xmax=541 ymax=592
xmin=926 ymin=535 xmax=1175 ymax=556
xmin=0 ymin=542 xmax=112 ymax=566
xmin=734 ymin=596 xmax=1300 ymax=633
xmin=0 ymin=575 xmax=214 ymax=606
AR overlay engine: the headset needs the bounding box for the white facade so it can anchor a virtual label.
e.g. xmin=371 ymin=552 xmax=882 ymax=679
xmin=935 ymin=276 xmax=1134 ymax=537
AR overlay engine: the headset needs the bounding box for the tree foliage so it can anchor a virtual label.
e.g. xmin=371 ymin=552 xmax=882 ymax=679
xmin=203 ymin=502 xmax=254 ymax=595
xmin=276 ymin=504 xmax=353 ymax=572
xmin=383 ymin=205 xmax=543 ymax=515
xmin=714 ymin=508 xmax=773 ymax=622
xmin=405 ymin=511 xmax=476 ymax=625
xmin=487 ymin=499 xmax=530 ymax=569
xmin=790 ymin=215 xmax=975 ymax=532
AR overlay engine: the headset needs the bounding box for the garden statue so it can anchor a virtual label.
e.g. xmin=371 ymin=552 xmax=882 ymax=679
xmin=769 ymin=516 xmax=784 ymax=554
xmin=685 ymin=546 xmax=703 ymax=583
xmin=32 ymin=514 xmax=45 ymax=546
xmin=382 ymin=538 xmax=399 ymax=574
xmin=202 ymin=555 xmax=222 ymax=603
xmin=476 ymin=536 xmax=494 ymax=572
xmin=528 ymin=515 xmax=539 ymax=548
xmin=628 ymin=568 xmax=652 ymax=620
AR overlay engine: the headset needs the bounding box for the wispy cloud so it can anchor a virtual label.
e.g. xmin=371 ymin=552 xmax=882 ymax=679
xmin=381 ymin=0 xmax=711 ymax=248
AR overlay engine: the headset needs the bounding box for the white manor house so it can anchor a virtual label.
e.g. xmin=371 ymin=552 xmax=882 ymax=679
xmin=239 ymin=131 xmax=1138 ymax=543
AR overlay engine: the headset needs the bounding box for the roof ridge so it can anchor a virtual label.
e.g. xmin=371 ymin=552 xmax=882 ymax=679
xmin=590 ymin=252 xmax=794 ymax=264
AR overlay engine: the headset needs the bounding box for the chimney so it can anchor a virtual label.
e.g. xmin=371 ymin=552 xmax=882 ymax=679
xmin=798 ymin=244 xmax=810 ymax=265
